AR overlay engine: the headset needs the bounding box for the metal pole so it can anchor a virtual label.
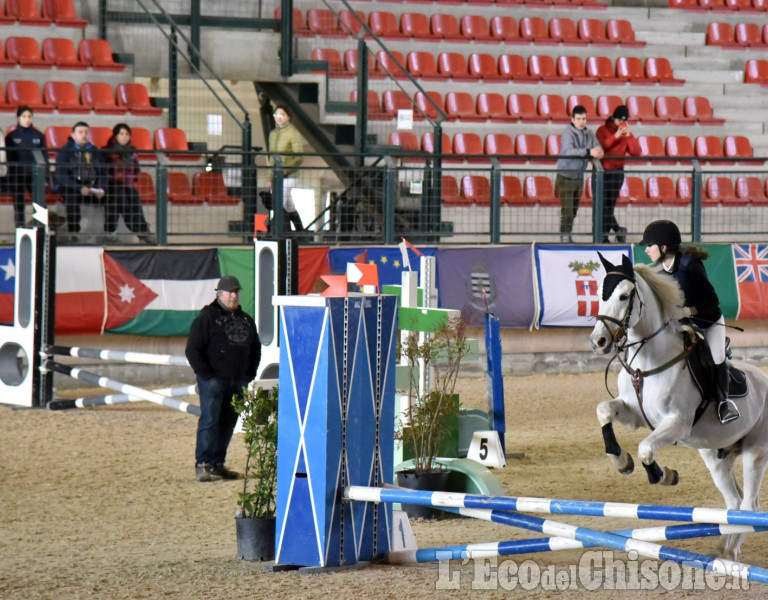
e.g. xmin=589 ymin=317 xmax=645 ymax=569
xmin=156 ymin=166 xmax=168 ymax=245
xmin=592 ymin=161 xmax=604 ymax=244
xmin=489 ymin=159 xmax=501 ymax=244
xmin=280 ymin=0 xmax=293 ymax=77
xmin=168 ymin=26 xmax=178 ymax=128
xmin=691 ymin=161 xmax=703 ymax=243
xmin=189 ymin=0 xmax=201 ymax=71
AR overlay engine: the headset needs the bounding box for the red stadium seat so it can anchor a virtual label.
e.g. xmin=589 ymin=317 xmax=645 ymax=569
xmin=725 ymin=0 xmax=752 ymax=7
xmin=388 ymin=131 xmax=419 ymax=152
xmin=192 ymin=172 xmax=240 ymax=206
xmin=80 ymin=82 xmax=126 ymax=115
xmin=565 ymin=95 xmax=596 ymax=118
xmin=445 ymin=91 xmax=484 ymax=121
xmin=45 ymin=125 xmax=71 ymax=150
xmin=618 ymin=176 xmax=648 ymax=205
xmin=516 ymin=134 xmax=549 ymax=164
xmin=460 ymin=15 xmax=492 ymax=42
xmin=744 ymin=59 xmax=768 ymax=84
xmin=735 ymin=23 xmax=764 ymax=47
xmin=699 ymin=0 xmax=727 ymax=10
xmin=507 ymin=93 xmax=546 ymax=122
xmin=490 ymin=16 xmax=521 ymax=42
xmin=646 ymin=176 xmax=676 ymax=205
xmin=400 ymin=13 xmax=431 ymax=39
xmin=705 ymin=176 xmax=743 ymax=206
xmin=500 ymin=176 xmax=529 ymax=206
xmin=167 ymin=172 xmax=200 ymax=205
xmin=134 ymin=171 xmax=156 ymax=205
xmin=736 ymin=176 xmax=768 ymax=206
xmin=42 ymin=0 xmax=87 ymax=27
xmin=557 ymin=55 xmax=594 ymax=82
xmin=577 ymin=19 xmax=612 ymax=46
xmin=430 ymin=14 xmax=462 ymax=40
xmin=41 ymin=37 xmax=86 ymax=69
xmin=468 ymin=53 xmax=505 ymax=80
xmin=339 ymin=10 xmax=366 ymax=36
xmin=706 ymin=22 xmax=737 ymax=47
xmin=7 ymin=0 xmax=50 ymax=24
xmin=476 ymin=92 xmax=514 ymax=121
xmin=43 ymin=81 xmax=84 ymax=113
xmin=549 ymin=18 xmax=583 ymax=44
xmin=668 ymin=0 xmax=699 ymax=8
xmin=273 ymin=8 xmax=307 ymax=35
xmin=0 ymin=40 xmax=17 ymax=67
xmin=654 ymin=96 xmax=696 ymax=125
xmin=626 ymin=95 xmax=665 ymax=123
xmin=6 ymin=36 xmax=51 ymax=68
xmin=596 ymin=95 xmax=622 ymax=118
xmin=343 ymin=49 xmax=375 ymax=78
xmin=676 ymin=176 xmax=693 ymax=205
xmin=616 ymin=56 xmax=653 ymax=84
xmin=520 ymin=17 xmax=554 ymax=44
xmin=637 ymin=135 xmax=671 ymax=164
xmin=306 ymin=9 xmax=342 ymax=36
xmin=414 ymin=91 xmax=443 ymax=120
xmin=406 ymin=51 xmax=441 ymax=80
xmin=421 ymin=132 xmax=458 ymax=163
xmin=484 ymin=133 xmax=516 ymax=162
xmin=545 ymin=134 xmax=561 ymax=156
xmin=79 ymin=39 xmax=125 ymax=71
xmin=368 ymin=11 xmax=403 ymax=38
xmin=645 ymin=57 xmax=684 ymax=85
xmin=441 ymin=175 xmax=464 ymax=207
xmin=116 ymin=83 xmax=162 ymax=116
xmin=683 ymin=96 xmax=725 ymax=125
xmin=666 ymin=135 xmax=694 ymax=163
xmin=528 ymin=55 xmax=567 ymax=83
xmin=537 ymin=94 xmax=569 ymax=123
xmin=724 ymin=135 xmax=753 ymax=160
xmin=694 ymin=135 xmax=725 ymax=162
xmin=375 ymin=50 xmax=406 ymax=78
xmin=453 ymin=132 xmax=485 ymax=162
xmin=310 ymin=48 xmax=346 ymax=77
xmin=498 ymin=54 xmax=537 ymax=81
xmin=130 ymin=126 xmax=155 ymax=162
xmin=585 ymin=56 xmax=622 ymax=84
xmin=461 ymin=175 xmax=490 ymax=206
xmin=438 ymin=52 xmax=474 ymax=81
xmin=89 ymin=126 xmax=112 ymax=149
xmin=350 ymin=90 xmax=387 ymax=120
xmin=382 ymin=90 xmax=413 ymax=117
xmin=7 ymin=79 xmax=52 ymax=112
xmin=155 ymin=127 xmax=200 ymax=161
xmin=606 ymin=19 xmax=644 ymax=47
xmin=524 ymin=175 xmax=558 ymax=206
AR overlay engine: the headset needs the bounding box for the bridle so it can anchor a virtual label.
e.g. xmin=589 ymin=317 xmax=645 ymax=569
xmin=596 ymin=269 xmax=695 ymax=430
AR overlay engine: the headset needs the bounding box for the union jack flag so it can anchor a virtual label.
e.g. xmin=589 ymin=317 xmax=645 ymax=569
xmin=733 ymin=244 xmax=768 ymax=283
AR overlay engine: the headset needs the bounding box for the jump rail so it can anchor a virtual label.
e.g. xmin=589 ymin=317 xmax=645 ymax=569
xmin=51 ymin=345 xmax=190 ymax=366
xmin=48 ymin=384 xmax=198 ymax=410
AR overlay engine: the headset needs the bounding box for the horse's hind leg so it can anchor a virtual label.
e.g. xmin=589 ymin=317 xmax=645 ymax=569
xmin=699 ymin=448 xmax=743 ymax=560
xmin=732 ymin=447 xmax=768 ymax=560
xmin=597 ymin=399 xmax=642 ymax=475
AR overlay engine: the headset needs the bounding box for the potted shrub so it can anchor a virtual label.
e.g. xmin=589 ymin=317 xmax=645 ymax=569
xmin=395 ymin=315 xmax=468 ymax=518
xmin=232 ymin=383 xmax=278 ymax=561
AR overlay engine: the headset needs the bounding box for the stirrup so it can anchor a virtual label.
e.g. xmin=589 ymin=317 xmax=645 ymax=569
xmin=718 ymin=399 xmax=740 ymax=424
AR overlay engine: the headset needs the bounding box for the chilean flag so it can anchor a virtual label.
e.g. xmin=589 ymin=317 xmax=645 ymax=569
xmin=0 ymin=247 xmax=157 ymax=334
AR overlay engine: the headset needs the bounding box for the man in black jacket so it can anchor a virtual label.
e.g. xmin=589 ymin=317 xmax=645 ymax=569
xmin=54 ymin=121 xmax=107 ymax=234
xmin=185 ymin=275 xmax=262 ymax=482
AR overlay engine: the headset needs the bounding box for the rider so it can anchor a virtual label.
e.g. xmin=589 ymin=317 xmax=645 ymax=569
xmin=640 ymin=219 xmax=739 ymax=424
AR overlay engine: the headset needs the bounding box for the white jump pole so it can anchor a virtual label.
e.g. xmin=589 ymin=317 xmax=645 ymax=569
xmin=48 ymin=384 xmax=197 ymax=410
xmin=51 ymin=345 xmax=190 ymax=366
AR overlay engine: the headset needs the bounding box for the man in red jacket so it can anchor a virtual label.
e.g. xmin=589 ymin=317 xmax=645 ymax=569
xmin=596 ymin=105 xmax=641 ymax=243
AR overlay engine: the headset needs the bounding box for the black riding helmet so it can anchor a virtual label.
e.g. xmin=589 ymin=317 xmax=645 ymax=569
xmin=640 ymin=220 xmax=681 ymax=252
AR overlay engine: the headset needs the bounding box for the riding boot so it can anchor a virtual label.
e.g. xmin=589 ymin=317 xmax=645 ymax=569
xmin=716 ymin=362 xmax=739 ymax=424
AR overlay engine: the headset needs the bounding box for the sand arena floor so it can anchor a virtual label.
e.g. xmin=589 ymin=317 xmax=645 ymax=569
xmin=3 ymin=371 xmax=768 ymax=599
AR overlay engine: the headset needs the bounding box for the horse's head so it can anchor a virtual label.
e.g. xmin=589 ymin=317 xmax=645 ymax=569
xmin=590 ymin=252 xmax=637 ymax=354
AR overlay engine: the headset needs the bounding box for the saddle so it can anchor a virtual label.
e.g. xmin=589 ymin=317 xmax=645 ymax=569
xmin=683 ymin=327 xmax=747 ymax=426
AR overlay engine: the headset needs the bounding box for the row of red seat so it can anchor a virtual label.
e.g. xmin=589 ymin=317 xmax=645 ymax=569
xmin=327 ymin=0 xmax=602 ymax=5
xmin=388 ymin=131 xmax=753 ymax=163
xmin=0 ymin=80 xmax=160 ymax=116
xmin=0 ymin=0 xmax=84 ymax=27
xmin=669 ymin=0 xmax=768 ymax=10
xmin=315 ymin=48 xmax=683 ymax=85
xmin=291 ymin=9 xmax=635 ymax=46
xmin=707 ymin=22 xmax=768 ymax=47
xmin=357 ymin=89 xmax=722 ymax=124
xmin=0 ymin=37 xmax=123 ymax=71
xmin=744 ymin=58 xmax=768 ymax=85
xmin=443 ymin=173 xmax=768 ymax=207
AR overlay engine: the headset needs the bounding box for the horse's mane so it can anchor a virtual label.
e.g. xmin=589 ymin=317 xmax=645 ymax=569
xmin=634 ymin=263 xmax=685 ymax=323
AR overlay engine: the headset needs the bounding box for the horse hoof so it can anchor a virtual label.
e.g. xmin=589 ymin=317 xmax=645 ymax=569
xmin=619 ymin=453 xmax=634 ymax=475
xmin=661 ymin=468 xmax=679 ymax=486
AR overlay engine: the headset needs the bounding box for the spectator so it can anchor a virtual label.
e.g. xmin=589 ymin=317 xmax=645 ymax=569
xmin=266 ymin=104 xmax=304 ymax=232
xmin=102 ymin=123 xmax=154 ymax=243
xmin=54 ymin=121 xmax=107 ymax=235
xmin=596 ymin=106 xmax=641 ymax=243
xmin=2 ymin=108 xmax=43 ymax=227
xmin=555 ymin=105 xmax=603 ymax=243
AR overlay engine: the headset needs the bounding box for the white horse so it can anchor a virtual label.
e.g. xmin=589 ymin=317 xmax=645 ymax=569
xmin=589 ymin=253 xmax=768 ymax=560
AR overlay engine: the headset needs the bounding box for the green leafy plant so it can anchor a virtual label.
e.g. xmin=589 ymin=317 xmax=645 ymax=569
xmin=232 ymin=384 xmax=278 ymax=519
xmin=396 ymin=315 xmax=469 ymax=474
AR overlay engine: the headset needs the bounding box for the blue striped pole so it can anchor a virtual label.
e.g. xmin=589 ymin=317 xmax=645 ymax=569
xmin=47 ymin=361 xmax=200 ymax=416
xmin=387 ymin=521 xmax=767 ymax=564
xmin=51 ymin=345 xmax=190 ymax=366
xmin=344 ymin=486 xmax=768 ymax=527
xmin=48 ymin=384 xmax=197 ymax=411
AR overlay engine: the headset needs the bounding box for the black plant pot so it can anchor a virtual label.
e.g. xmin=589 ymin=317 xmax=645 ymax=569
xmin=235 ymin=515 xmax=276 ymax=561
xmin=396 ymin=469 xmax=451 ymax=520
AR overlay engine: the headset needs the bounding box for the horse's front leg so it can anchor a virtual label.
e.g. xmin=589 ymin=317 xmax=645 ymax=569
xmin=637 ymin=415 xmax=689 ymax=486
xmin=597 ymin=398 xmax=645 ymax=475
